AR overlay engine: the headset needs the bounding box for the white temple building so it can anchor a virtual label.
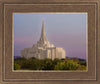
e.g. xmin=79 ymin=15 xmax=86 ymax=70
xmin=21 ymin=19 xmax=65 ymax=60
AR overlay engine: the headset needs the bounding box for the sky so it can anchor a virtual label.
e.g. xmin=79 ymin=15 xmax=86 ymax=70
xmin=14 ymin=13 xmax=87 ymax=59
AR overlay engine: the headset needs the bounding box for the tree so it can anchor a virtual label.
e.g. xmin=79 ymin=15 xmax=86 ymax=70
xmin=42 ymin=59 xmax=54 ymax=70
xmin=54 ymin=62 xmax=65 ymax=70
xmin=21 ymin=59 xmax=41 ymax=70
xmin=72 ymin=58 xmax=79 ymax=63
xmin=30 ymin=57 xmax=36 ymax=59
xmin=54 ymin=60 xmax=79 ymax=70
xmin=64 ymin=57 xmax=70 ymax=62
xmin=64 ymin=60 xmax=79 ymax=70
xmin=53 ymin=58 xmax=61 ymax=65
xmin=14 ymin=57 xmax=86 ymax=70
xmin=14 ymin=57 xmax=26 ymax=61
xmin=14 ymin=57 xmax=26 ymax=67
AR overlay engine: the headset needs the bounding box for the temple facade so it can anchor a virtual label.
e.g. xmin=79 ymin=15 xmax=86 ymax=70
xmin=21 ymin=19 xmax=65 ymax=60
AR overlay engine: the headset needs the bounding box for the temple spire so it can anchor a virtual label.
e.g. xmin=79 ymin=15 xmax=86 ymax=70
xmin=39 ymin=18 xmax=47 ymax=43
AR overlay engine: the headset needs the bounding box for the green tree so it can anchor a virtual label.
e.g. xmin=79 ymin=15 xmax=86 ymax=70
xmin=65 ymin=60 xmax=79 ymax=70
xmin=30 ymin=59 xmax=42 ymax=70
xmin=54 ymin=62 xmax=65 ymax=70
xmin=42 ymin=59 xmax=54 ymax=70
xmin=14 ymin=57 xmax=86 ymax=70
xmin=21 ymin=59 xmax=41 ymax=70
xmin=53 ymin=58 xmax=61 ymax=65
xmin=14 ymin=57 xmax=26 ymax=61
xmin=14 ymin=57 xmax=26 ymax=68
xmin=54 ymin=60 xmax=79 ymax=70
xmin=72 ymin=58 xmax=79 ymax=63
xmin=64 ymin=57 xmax=70 ymax=62
xmin=31 ymin=57 xmax=36 ymax=59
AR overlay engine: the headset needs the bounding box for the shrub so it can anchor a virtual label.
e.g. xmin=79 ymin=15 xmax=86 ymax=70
xmin=53 ymin=58 xmax=61 ymax=65
xmin=72 ymin=58 xmax=79 ymax=63
xmin=14 ymin=57 xmax=26 ymax=61
xmin=65 ymin=60 xmax=79 ymax=70
xmin=54 ymin=62 xmax=65 ymax=70
xmin=31 ymin=57 xmax=36 ymax=59
xmin=14 ymin=57 xmax=86 ymax=70
xmin=77 ymin=65 xmax=87 ymax=70
xmin=21 ymin=59 xmax=42 ymax=70
xmin=42 ymin=59 xmax=54 ymax=70
xmin=14 ymin=63 xmax=20 ymax=70
xmin=54 ymin=60 xmax=79 ymax=70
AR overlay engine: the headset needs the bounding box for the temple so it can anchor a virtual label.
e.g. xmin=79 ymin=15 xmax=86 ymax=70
xmin=21 ymin=19 xmax=65 ymax=60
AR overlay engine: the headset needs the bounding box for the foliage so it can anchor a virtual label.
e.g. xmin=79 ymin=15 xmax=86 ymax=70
xmin=14 ymin=57 xmax=87 ymax=70
xmin=77 ymin=65 xmax=87 ymax=70
xmin=14 ymin=63 xmax=20 ymax=70
xmin=72 ymin=58 xmax=79 ymax=63
xmin=21 ymin=59 xmax=42 ymax=70
xmin=42 ymin=59 xmax=54 ymax=70
xmin=54 ymin=60 xmax=79 ymax=70
xmin=53 ymin=58 xmax=61 ymax=65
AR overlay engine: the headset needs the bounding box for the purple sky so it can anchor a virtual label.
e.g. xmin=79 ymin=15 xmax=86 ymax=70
xmin=14 ymin=13 xmax=87 ymax=59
